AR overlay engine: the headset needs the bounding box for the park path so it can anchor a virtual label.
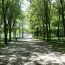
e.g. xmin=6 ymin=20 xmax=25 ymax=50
xmin=0 ymin=34 xmax=65 ymax=65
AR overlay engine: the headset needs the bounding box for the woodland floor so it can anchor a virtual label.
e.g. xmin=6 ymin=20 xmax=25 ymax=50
xmin=0 ymin=34 xmax=65 ymax=65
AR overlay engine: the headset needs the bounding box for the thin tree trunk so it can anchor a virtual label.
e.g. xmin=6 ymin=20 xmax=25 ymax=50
xmin=58 ymin=7 xmax=60 ymax=40
xmin=9 ymin=20 xmax=11 ymax=41
xmin=48 ymin=1 xmax=51 ymax=41
xmin=19 ymin=23 xmax=21 ymax=38
xmin=22 ymin=22 xmax=24 ymax=38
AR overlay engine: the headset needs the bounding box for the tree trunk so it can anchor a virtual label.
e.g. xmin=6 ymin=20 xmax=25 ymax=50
xmin=60 ymin=0 xmax=65 ymax=36
xmin=14 ymin=22 xmax=16 ymax=40
xmin=57 ymin=7 xmax=60 ymax=40
xmin=2 ymin=0 xmax=8 ymax=45
xmin=4 ymin=15 xmax=7 ymax=45
xmin=19 ymin=23 xmax=21 ymax=38
xmin=48 ymin=2 xmax=51 ymax=41
xmin=44 ymin=0 xmax=49 ymax=42
xmin=8 ymin=12 xmax=12 ymax=41
xmin=22 ymin=22 xmax=24 ymax=38
xmin=9 ymin=20 xmax=11 ymax=41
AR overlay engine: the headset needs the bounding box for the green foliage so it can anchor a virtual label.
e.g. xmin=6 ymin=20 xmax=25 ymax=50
xmin=0 ymin=0 xmax=25 ymax=45
xmin=29 ymin=0 xmax=65 ymax=41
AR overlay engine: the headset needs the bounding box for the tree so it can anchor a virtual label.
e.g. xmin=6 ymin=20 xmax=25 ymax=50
xmin=2 ymin=0 xmax=9 ymax=45
xmin=1 ymin=0 xmax=24 ymax=45
xmin=60 ymin=0 xmax=65 ymax=36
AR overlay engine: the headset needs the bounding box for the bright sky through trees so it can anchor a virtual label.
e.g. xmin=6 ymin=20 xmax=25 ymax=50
xmin=52 ymin=0 xmax=56 ymax=3
xmin=21 ymin=0 xmax=56 ymax=11
xmin=21 ymin=0 xmax=30 ymax=11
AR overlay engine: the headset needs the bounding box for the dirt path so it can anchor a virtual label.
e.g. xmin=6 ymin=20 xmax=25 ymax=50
xmin=0 ymin=40 xmax=65 ymax=65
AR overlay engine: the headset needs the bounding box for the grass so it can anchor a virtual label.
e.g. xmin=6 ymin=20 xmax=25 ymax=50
xmin=0 ymin=42 xmax=4 ymax=48
xmin=33 ymin=35 xmax=65 ymax=52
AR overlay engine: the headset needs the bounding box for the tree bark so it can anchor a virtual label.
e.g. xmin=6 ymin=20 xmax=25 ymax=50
xmin=60 ymin=0 xmax=65 ymax=36
xmin=44 ymin=0 xmax=49 ymax=42
xmin=2 ymin=0 xmax=8 ymax=45
xmin=8 ymin=11 xmax=12 ymax=41
xmin=9 ymin=20 xmax=11 ymax=41
xmin=57 ymin=7 xmax=60 ymax=40
xmin=22 ymin=22 xmax=24 ymax=38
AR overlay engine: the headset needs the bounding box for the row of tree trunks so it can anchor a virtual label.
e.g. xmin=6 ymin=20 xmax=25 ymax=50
xmin=2 ymin=0 xmax=17 ymax=45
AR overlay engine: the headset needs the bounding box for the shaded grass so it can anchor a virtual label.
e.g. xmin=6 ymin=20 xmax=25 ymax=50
xmin=33 ymin=36 xmax=65 ymax=52
xmin=0 ymin=43 xmax=4 ymax=48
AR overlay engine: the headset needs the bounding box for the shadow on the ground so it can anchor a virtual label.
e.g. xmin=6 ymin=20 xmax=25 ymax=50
xmin=0 ymin=40 xmax=65 ymax=65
